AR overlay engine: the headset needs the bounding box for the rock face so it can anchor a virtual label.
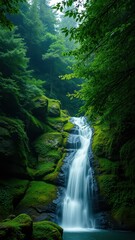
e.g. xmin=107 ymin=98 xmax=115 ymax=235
xmin=0 ymin=117 xmax=29 ymax=178
xmin=48 ymin=100 xmax=61 ymax=117
xmin=32 ymin=96 xmax=48 ymax=121
xmin=0 ymin=96 xmax=75 ymax=240
xmin=0 ymin=214 xmax=63 ymax=240
xmin=15 ymin=181 xmax=57 ymax=222
xmin=33 ymin=220 xmax=63 ymax=240
xmin=0 ymin=214 xmax=33 ymax=240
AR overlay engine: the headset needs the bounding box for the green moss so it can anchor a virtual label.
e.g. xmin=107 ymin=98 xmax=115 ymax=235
xmin=47 ymin=99 xmax=61 ymax=117
xmin=95 ymin=157 xmax=119 ymax=175
xmin=46 ymin=149 xmax=63 ymax=162
xmin=46 ymin=116 xmax=69 ymax=131
xmin=63 ymin=121 xmax=74 ymax=132
xmin=0 ymin=214 xmax=32 ymax=240
xmin=120 ymin=139 xmax=135 ymax=180
xmin=16 ymin=181 xmax=57 ymax=210
xmin=43 ymin=153 xmax=66 ymax=184
xmin=113 ymin=206 xmax=135 ymax=230
xmin=34 ymin=132 xmax=63 ymax=168
xmin=28 ymin=162 xmax=56 ymax=179
xmin=32 ymin=95 xmax=48 ymax=115
xmin=11 ymin=213 xmax=32 ymax=226
xmin=35 ymin=132 xmax=63 ymax=158
xmin=97 ymin=174 xmax=117 ymax=200
xmin=33 ymin=220 xmax=63 ymax=240
xmin=62 ymin=131 xmax=69 ymax=148
xmin=60 ymin=109 xmax=69 ymax=118
xmin=0 ymin=116 xmax=28 ymax=160
xmin=92 ymin=122 xmax=135 ymax=229
xmin=92 ymin=123 xmax=111 ymax=157
xmin=0 ymin=179 xmax=29 ymax=220
xmin=95 ymin=157 xmax=135 ymax=229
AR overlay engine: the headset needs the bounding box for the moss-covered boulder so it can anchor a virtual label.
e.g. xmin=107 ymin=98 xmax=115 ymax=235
xmin=33 ymin=221 xmax=63 ymax=240
xmin=15 ymin=181 xmax=57 ymax=221
xmin=0 ymin=179 xmax=29 ymax=220
xmin=0 ymin=214 xmax=63 ymax=240
xmin=63 ymin=121 xmax=74 ymax=132
xmin=32 ymin=129 xmax=65 ymax=181
xmin=23 ymin=111 xmax=44 ymax=140
xmin=46 ymin=117 xmax=69 ymax=132
xmin=0 ymin=213 xmax=33 ymax=240
xmin=43 ymin=153 xmax=66 ymax=185
xmin=48 ymin=99 xmax=61 ymax=117
xmin=32 ymin=96 xmax=48 ymax=121
xmin=0 ymin=117 xmax=29 ymax=177
xmin=28 ymin=162 xmax=56 ymax=179
xmin=34 ymin=132 xmax=63 ymax=164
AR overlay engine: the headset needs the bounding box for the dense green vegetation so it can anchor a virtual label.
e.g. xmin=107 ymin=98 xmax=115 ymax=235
xmin=0 ymin=213 xmax=63 ymax=240
xmin=0 ymin=1 xmax=76 ymax=239
xmin=0 ymin=0 xmax=135 ymax=237
xmin=56 ymin=0 xmax=135 ymax=229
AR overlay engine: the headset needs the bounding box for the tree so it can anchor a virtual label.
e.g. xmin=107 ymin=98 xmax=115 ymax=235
xmin=0 ymin=26 xmax=43 ymax=117
xmin=0 ymin=0 xmax=26 ymax=28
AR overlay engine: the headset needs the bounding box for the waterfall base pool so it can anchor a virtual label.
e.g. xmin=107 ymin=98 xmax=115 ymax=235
xmin=63 ymin=229 xmax=135 ymax=240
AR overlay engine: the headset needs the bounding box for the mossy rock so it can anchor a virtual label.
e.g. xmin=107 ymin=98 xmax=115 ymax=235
xmin=0 ymin=117 xmax=29 ymax=177
xmin=32 ymin=95 xmax=48 ymax=121
xmin=95 ymin=157 xmax=119 ymax=175
xmin=92 ymin=124 xmax=111 ymax=157
xmin=28 ymin=162 xmax=56 ymax=179
xmin=43 ymin=153 xmax=66 ymax=184
xmin=113 ymin=206 xmax=135 ymax=230
xmin=0 ymin=213 xmax=32 ymax=240
xmin=34 ymin=132 xmax=63 ymax=163
xmin=46 ymin=116 xmax=69 ymax=132
xmin=15 ymin=181 xmax=57 ymax=220
xmin=62 ymin=131 xmax=69 ymax=148
xmin=63 ymin=121 xmax=74 ymax=132
xmin=23 ymin=110 xmax=44 ymax=140
xmin=48 ymin=99 xmax=61 ymax=117
xmin=97 ymin=174 xmax=117 ymax=200
xmin=33 ymin=220 xmax=63 ymax=240
xmin=0 ymin=179 xmax=29 ymax=220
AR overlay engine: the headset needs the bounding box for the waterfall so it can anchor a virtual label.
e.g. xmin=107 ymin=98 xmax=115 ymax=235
xmin=61 ymin=117 xmax=95 ymax=230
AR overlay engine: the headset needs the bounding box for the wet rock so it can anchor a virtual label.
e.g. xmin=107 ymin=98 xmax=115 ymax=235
xmin=94 ymin=212 xmax=112 ymax=229
xmin=66 ymin=134 xmax=81 ymax=149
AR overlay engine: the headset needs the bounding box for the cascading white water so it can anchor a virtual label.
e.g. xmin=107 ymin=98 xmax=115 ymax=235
xmin=61 ymin=117 xmax=95 ymax=230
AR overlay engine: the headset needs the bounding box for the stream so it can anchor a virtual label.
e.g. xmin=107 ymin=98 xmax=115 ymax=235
xmin=63 ymin=229 xmax=135 ymax=240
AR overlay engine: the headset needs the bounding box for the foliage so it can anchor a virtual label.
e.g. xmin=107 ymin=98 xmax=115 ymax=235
xmin=56 ymin=0 xmax=135 ymax=227
xmin=0 ymin=0 xmax=26 ymax=28
xmin=7 ymin=0 xmax=82 ymax=114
